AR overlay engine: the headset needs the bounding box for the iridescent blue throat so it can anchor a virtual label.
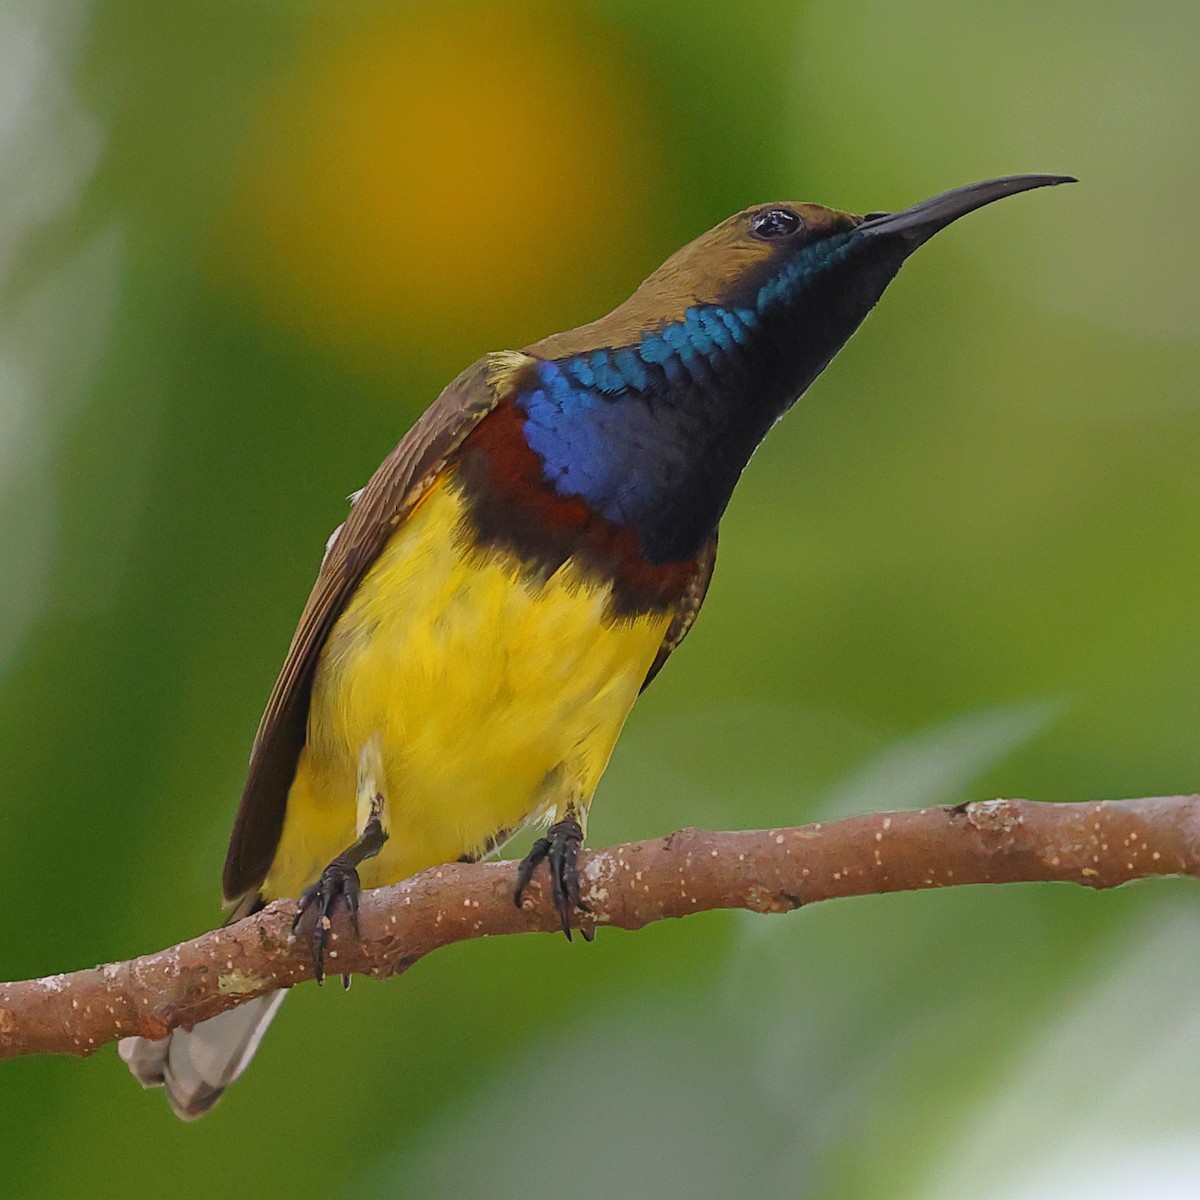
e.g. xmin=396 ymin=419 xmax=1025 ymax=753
xmin=516 ymin=233 xmax=859 ymax=561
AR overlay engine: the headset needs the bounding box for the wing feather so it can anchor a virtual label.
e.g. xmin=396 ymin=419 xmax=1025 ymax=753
xmin=221 ymin=353 xmax=531 ymax=902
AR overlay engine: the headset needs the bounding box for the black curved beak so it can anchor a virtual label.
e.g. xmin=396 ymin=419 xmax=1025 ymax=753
xmin=856 ymin=174 xmax=1076 ymax=244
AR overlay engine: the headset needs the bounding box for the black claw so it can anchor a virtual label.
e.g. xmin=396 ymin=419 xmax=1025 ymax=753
xmin=513 ymin=816 xmax=590 ymax=941
xmin=292 ymin=816 xmax=388 ymax=985
xmin=294 ymin=856 xmax=362 ymax=984
xmin=513 ymin=835 xmax=553 ymax=906
xmin=343 ymin=881 xmax=361 ymax=937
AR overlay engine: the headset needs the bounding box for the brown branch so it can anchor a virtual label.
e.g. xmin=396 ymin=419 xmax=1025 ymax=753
xmin=3 ymin=795 xmax=1199 ymax=1060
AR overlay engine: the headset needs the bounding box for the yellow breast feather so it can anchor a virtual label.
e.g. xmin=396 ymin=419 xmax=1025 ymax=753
xmin=263 ymin=475 xmax=672 ymax=899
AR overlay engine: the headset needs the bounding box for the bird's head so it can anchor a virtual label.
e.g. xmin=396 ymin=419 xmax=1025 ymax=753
xmin=623 ymin=174 xmax=1075 ymax=341
xmin=534 ymin=175 xmax=1074 ymax=397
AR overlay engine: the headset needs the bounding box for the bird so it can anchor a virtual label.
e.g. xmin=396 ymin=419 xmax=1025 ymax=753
xmin=119 ymin=172 xmax=1073 ymax=1118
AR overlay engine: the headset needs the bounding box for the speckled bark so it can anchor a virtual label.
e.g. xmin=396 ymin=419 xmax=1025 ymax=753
xmin=3 ymin=795 xmax=1199 ymax=1060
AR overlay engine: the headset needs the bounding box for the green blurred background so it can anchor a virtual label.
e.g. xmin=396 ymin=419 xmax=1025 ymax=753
xmin=3 ymin=0 xmax=1199 ymax=1196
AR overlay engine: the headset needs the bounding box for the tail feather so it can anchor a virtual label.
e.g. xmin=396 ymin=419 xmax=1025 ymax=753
xmin=119 ymin=990 xmax=286 ymax=1120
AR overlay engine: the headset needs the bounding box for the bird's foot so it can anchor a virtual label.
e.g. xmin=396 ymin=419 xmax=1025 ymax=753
xmin=294 ymin=858 xmax=362 ymax=986
xmin=293 ymin=816 xmax=387 ymax=985
xmin=513 ymin=815 xmax=592 ymax=941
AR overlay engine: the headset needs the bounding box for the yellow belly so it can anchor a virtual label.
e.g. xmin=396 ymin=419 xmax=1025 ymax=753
xmin=262 ymin=475 xmax=672 ymax=899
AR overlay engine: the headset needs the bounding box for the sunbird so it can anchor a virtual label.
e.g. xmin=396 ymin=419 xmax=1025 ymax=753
xmin=120 ymin=173 xmax=1073 ymax=1117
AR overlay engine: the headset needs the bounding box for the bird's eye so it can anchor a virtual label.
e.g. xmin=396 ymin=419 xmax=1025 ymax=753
xmin=749 ymin=208 xmax=802 ymax=240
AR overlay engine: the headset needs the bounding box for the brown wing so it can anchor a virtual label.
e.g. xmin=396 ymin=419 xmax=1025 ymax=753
xmin=222 ymin=352 xmax=532 ymax=903
xmin=641 ymin=531 xmax=718 ymax=692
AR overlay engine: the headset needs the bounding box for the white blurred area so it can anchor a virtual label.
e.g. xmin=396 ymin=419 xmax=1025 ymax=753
xmin=928 ymin=903 xmax=1200 ymax=1200
xmin=0 ymin=0 xmax=118 ymax=680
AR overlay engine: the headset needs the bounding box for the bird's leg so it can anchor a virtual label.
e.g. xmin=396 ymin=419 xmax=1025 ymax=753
xmin=293 ymin=811 xmax=388 ymax=985
xmin=513 ymin=804 xmax=592 ymax=942
xmin=295 ymin=747 xmax=390 ymax=985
